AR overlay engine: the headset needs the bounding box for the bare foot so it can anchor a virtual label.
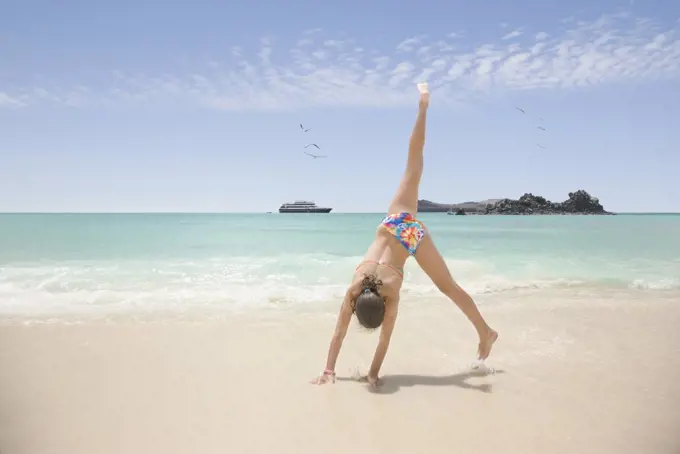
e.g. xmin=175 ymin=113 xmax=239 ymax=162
xmin=477 ymin=329 xmax=498 ymax=360
xmin=417 ymin=83 xmax=430 ymax=108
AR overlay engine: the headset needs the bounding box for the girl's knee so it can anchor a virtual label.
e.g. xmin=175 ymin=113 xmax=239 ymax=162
xmin=435 ymin=280 xmax=456 ymax=297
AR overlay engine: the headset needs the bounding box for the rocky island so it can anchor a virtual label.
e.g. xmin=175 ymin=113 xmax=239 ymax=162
xmin=418 ymin=190 xmax=615 ymax=215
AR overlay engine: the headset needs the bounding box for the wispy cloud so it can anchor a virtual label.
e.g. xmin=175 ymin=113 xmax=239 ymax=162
xmin=502 ymin=29 xmax=524 ymax=40
xmin=0 ymin=92 xmax=24 ymax=107
xmin=2 ymin=13 xmax=679 ymax=111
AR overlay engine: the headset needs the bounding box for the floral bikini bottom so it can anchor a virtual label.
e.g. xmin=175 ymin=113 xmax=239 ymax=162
xmin=378 ymin=212 xmax=427 ymax=256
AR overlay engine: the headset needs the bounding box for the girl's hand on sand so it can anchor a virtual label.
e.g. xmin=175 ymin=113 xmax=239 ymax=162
xmin=358 ymin=375 xmax=383 ymax=389
xmin=368 ymin=376 xmax=383 ymax=388
xmin=310 ymin=372 xmax=335 ymax=385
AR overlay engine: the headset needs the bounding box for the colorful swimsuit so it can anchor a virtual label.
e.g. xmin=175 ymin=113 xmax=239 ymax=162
xmin=379 ymin=212 xmax=427 ymax=255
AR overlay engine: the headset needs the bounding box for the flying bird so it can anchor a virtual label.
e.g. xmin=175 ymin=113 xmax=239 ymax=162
xmin=536 ymin=143 xmax=546 ymax=149
xmin=304 ymin=143 xmax=320 ymax=149
xmin=515 ymin=107 xmax=526 ymax=114
xmin=304 ymin=151 xmax=327 ymax=159
xmin=537 ymin=126 xmax=547 ymax=131
xmin=300 ymin=123 xmax=312 ymax=132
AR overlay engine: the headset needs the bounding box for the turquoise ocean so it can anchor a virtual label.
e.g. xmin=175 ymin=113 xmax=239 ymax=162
xmin=1 ymin=213 xmax=679 ymax=317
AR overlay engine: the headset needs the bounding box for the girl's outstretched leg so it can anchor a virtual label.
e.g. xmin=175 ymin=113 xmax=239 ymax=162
xmin=386 ymin=87 xmax=430 ymax=215
xmin=414 ymin=235 xmax=498 ymax=359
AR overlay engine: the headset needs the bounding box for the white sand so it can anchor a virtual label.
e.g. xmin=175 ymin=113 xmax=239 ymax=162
xmin=1 ymin=290 xmax=679 ymax=454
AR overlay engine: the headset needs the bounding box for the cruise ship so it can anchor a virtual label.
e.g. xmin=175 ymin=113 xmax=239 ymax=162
xmin=278 ymin=200 xmax=333 ymax=213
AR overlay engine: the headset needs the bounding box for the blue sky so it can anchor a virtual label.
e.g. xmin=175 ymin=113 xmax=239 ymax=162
xmin=1 ymin=0 xmax=679 ymax=212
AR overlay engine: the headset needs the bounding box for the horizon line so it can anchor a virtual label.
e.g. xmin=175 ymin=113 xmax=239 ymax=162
xmin=2 ymin=211 xmax=679 ymax=215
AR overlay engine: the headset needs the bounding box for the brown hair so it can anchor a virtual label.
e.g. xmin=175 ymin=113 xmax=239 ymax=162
xmin=353 ymin=274 xmax=386 ymax=330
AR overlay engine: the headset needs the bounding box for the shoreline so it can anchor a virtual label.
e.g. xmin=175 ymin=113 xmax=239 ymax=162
xmin=2 ymin=286 xmax=679 ymax=322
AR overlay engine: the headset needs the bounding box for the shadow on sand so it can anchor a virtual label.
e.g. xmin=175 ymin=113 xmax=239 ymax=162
xmin=337 ymin=369 xmax=505 ymax=395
